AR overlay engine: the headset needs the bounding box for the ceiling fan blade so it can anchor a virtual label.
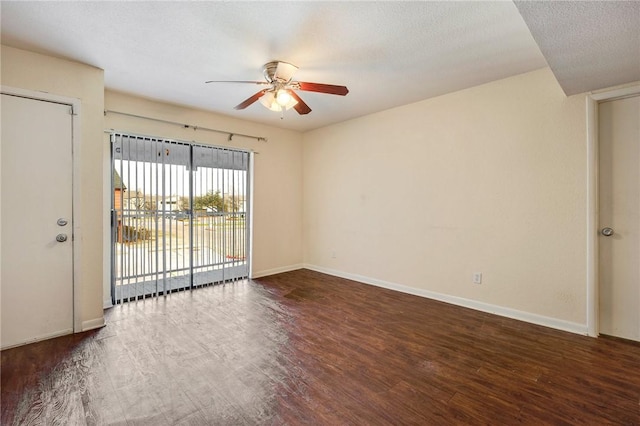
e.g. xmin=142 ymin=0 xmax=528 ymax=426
xmin=297 ymin=82 xmax=349 ymax=96
xmin=234 ymin=89 xmax=268 ymax=110
xmin=205 ymin=80 xmax=269 ymax=85
xmin=274 ymin=62 xmax=299 ymax=83
xmin=288 ymin=91 xmax=312 ymax=115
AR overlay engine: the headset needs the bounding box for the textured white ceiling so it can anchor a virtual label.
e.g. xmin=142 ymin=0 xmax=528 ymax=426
xmin=515 ymin=1 xmax=640 ymax=96
xmin=1 ymin=1 xmax=637 ymax=131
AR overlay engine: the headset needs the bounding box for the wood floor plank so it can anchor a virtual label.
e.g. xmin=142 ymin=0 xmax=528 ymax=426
xmin=2 ymin=269 xmax=639 ymax=425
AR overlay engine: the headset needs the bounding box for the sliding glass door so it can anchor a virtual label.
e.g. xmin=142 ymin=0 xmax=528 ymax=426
xmin=111 ymin=133 xmax=250 ymax=303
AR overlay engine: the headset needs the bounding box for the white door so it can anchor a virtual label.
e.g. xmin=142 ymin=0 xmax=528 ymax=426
xmin=1 ymin=93 xmax=74 ymax=349
xmin=598 ymin=95 xmax=640 ymax=342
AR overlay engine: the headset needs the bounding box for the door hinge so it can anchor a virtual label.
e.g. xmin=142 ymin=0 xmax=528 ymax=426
xmin=69 ymin=106 xmax=78 ymax=116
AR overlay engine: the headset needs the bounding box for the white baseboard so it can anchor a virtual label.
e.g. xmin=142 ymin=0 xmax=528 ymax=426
xmin=82 ymin=317 xmax=106 ymax=332
xmin=304 ymin=264 xmax=588 ymax=336
xmin=1 ymin=318 xmax=106 ymax=350
xmin=251 ymin=263 xmax=304 ymax=279
xmin=1 ymin=328 xmax=74 ymax=350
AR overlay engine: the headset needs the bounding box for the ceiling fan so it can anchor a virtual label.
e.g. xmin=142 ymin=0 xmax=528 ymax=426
xmin=206 ymin=61 xmax=349 ymax=115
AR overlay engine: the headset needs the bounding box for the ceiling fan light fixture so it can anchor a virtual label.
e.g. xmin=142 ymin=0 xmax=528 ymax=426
xmin=282 ymin=97 xmax=298 ymax=110
xmin=260 ymin=90 xmax=298 ymax=112
xmin=276 ymin=89 xmax=292 ymax=106
xmin=259 ymin=91 xmax=278 ymax=111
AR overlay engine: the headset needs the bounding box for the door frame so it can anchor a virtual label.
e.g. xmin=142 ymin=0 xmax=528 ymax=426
xmin=1 ymin=85 xmax=83 ymax=334
xmin=586 ymin=83 xmax=640 ymax=337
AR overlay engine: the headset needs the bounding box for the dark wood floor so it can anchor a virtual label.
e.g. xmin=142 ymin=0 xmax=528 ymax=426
xmin=2 ymin=269 xmax=639 ymax=425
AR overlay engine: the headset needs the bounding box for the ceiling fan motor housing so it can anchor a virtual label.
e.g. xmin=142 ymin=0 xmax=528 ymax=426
xmin=262 ymin=61 xmax=279 ymax=83
xmin=263 ymin=61 xmax=298 ymax=84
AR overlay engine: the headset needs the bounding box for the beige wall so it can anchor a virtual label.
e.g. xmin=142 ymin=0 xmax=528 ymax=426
xmin=104 ymin=91 xmax=304 ymax=287
xmin=1 ymin=45 xmax=105 ymax=329
xmin=1 ymin=43 xmax=592 ymax=334
xmin=303 ymin=68 xmax=588 ymax=329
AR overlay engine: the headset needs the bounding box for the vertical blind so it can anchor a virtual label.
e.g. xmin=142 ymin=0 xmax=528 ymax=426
xmin=111 ymin=132 xmax=250 ymax=303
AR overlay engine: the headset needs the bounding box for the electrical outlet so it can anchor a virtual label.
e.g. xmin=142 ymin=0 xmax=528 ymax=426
xmin=331 ymin=250 xmax=336 ymax=259
xmin=473 ymin=272 xmax=482 ymax=284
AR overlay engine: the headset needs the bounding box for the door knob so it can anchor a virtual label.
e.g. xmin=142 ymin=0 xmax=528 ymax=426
xmin=601 ymin=227 xmax=614 ymax=237
xmin=56 ymin=234 xmax=68 ymax=242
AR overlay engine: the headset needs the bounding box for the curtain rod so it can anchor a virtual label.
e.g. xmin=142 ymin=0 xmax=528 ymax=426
xmin=104 ymin=109 xmax=268 ymax=142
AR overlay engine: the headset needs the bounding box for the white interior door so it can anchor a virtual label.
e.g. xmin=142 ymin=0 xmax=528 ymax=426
xmin=598 ymin=95 xmax=640 ymax=342
xmin=1 ymin=93 xmax=74 ymax=349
